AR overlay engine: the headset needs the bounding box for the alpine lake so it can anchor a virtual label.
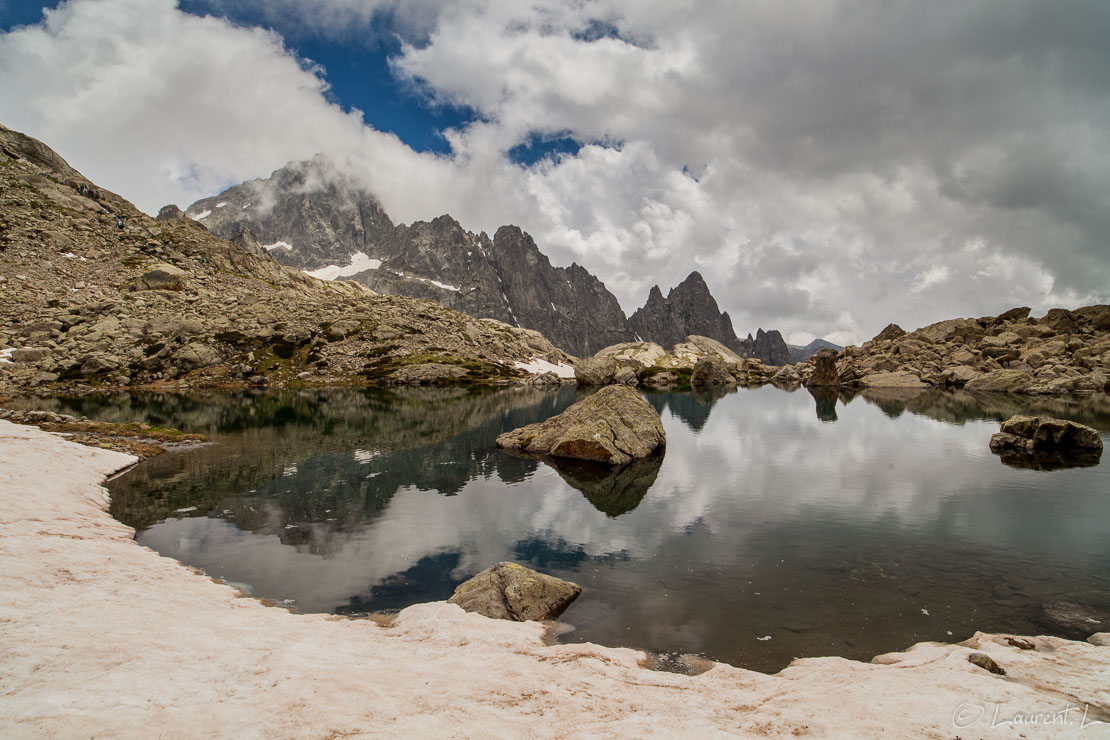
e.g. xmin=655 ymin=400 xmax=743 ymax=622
xmin=19 ymin=384 xmax=1110 ymax=674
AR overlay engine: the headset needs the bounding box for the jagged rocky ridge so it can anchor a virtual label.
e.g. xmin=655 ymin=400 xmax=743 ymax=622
xmin=0 ymin=124 xmax=574 ymax=395
xmin=184 ymin=158 xmax=789 ymax=362
xmin=772 ymin=306 xmax=1110 ymax=396
xmin=627 ymin=271 xmax=790 ymax=365
xmin=184 ymin=157 xmax=631 ymax=357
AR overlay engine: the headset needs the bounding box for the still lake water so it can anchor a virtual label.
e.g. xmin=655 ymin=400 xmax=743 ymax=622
xmin=24 ymin=385 xmax=1110 ymax=673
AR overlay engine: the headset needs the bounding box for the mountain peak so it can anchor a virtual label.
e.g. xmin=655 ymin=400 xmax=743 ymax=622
xmin=630 ymin=273 xmax=742 ymax=354
xmin=669 ymin=270 xmax=709 ymax=298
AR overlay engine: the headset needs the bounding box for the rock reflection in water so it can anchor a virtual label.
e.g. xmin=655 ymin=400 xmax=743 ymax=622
xmin=807 ymin=386 xmax=839 ymax=422
xmin=545 ymin=453 xmax=664 ymax=518
xmin=993 ymin=449 xmax=1103 ymax=472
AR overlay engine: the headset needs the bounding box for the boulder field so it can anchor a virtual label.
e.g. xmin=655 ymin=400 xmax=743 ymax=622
xmin=773 ymin=306 xmax=1110 ymax=396
xmin=0 ymin=124 xmax=572 ymax=396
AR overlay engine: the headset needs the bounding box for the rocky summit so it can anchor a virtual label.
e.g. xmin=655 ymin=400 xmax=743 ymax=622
xmin=0 ymin=124 xmax=574 ymax=395
xmin=628 ymin=271 xmax=790 ymax=365
xmin=184 ymin=157 xmax=633 ymax=357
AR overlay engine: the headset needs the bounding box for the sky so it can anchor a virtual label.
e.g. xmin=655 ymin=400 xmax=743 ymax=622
xmin=1 ymin=0 xmax=1108 ymax=346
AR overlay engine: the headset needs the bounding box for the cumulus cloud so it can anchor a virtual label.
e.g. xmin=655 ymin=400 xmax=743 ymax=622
xmin=1 ymin=0 xmax=1108 ymax=344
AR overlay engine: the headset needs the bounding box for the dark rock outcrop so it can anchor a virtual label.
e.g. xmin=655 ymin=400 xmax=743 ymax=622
xmin=155 ymin=204 xmax=186 ymax=221
xmin=496 ymin=385 xmax=665 ymax=465
xmin=134 ymin=264 xmax=187 ymax=291
xmin=742 ymin=328 xmax=790 ymax=366
xmin=874 ymin=323 xmax=906 ymax=342
xmin=805 ymin=348 xmax=839 ymax=387
xmin=447 ymin=562 xmax=581 ymax=621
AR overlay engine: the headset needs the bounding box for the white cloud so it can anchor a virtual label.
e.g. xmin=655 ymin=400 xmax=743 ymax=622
xmin=1 ymin=0 xmax=1108 ymax=344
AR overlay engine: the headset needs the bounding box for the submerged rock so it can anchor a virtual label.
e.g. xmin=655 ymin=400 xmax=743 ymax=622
xmin=496 ymin=385 xmax=665 ymax=465
xmin=447 ymin=562 xmax=581 ymax=621
xmin=1039 ymin=594 xmax=1110 ymax=639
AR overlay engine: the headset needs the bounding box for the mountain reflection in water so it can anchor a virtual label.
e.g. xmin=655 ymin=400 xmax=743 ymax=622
xmin=17 ymin=385 xmax=1110 ymax=673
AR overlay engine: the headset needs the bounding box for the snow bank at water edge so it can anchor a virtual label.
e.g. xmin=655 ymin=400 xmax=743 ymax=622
xmin=514 ymin=358 xmax=576 ymax=378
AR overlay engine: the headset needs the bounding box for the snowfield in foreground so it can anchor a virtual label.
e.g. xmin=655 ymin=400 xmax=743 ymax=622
xmin=0 ymin=420 xmax=1107 ymax=738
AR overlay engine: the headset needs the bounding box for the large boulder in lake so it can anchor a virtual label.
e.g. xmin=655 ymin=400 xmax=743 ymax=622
xmin=496 ymin=385 xmax=665 ymax=465
xmin=990 ymin=415 xmax=1103 ymax=454
xmin=805 ymin=348 xmax=840 ymax=387
xmin=447 ymin=562 xmax=581 ymax=621
xmin=990 ymin=415 xmax=1103 ymax=469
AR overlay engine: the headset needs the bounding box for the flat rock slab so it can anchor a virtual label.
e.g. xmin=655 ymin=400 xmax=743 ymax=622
xmin=857 ymin=371 xmax=927 ymax=389
xmin=496 ymin=385 xmax=665 ymax=465
xmin=448 ymin=562 xmax=582 ymax=621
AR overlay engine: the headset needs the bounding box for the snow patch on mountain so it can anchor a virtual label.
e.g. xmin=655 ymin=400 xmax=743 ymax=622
xmin=305 ymin=252 xmax=382 ymax=281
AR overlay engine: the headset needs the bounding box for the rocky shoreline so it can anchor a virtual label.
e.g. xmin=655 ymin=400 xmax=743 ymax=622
xmin=775 ymin=305 xmax=1110 ymax=396
xmin=2 ymin=418 xmax=1108 ymax=737
xmin=566 ymin=304 xmax=1110 ymax=403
